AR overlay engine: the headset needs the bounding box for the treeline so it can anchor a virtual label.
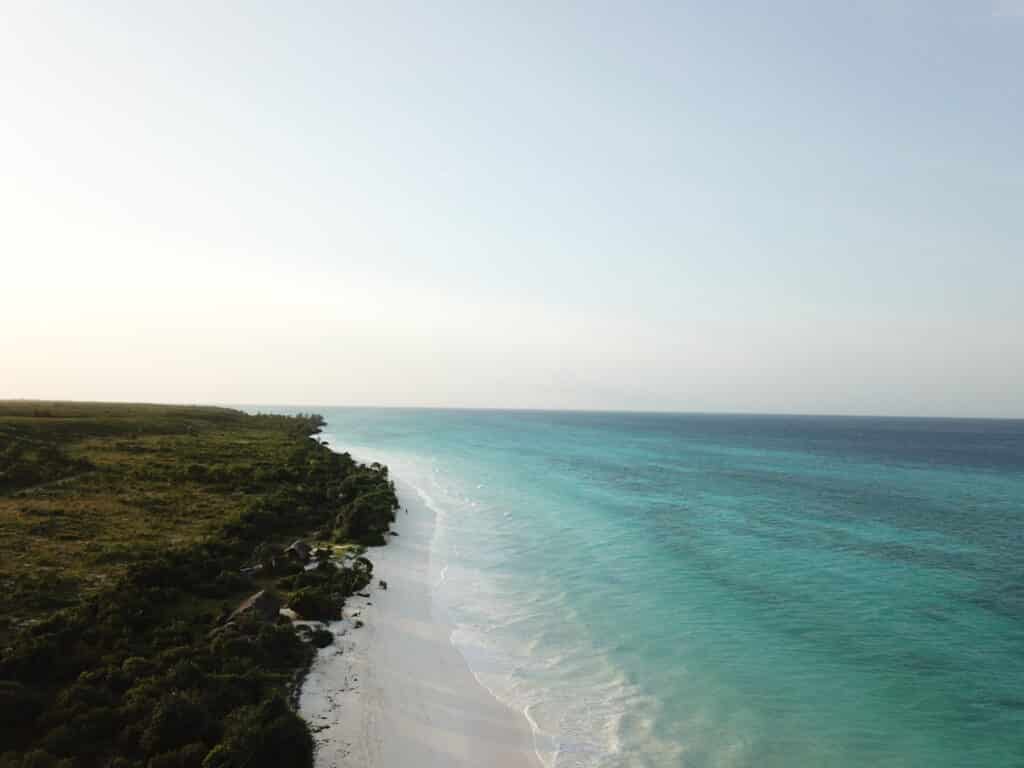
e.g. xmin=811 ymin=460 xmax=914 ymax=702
xmin=0 ymin=403 xmax=249 ymax=445
xmin=0 ymin=407 xmax=397 ymax=768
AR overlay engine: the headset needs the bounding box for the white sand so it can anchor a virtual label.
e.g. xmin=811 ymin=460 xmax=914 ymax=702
xmin=299 ymin=477 xmax=541 ymax=768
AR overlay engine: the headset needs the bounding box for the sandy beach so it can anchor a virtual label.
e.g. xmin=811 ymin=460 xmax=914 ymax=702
xmin=299 ymin=476 xmax=542 ymax=768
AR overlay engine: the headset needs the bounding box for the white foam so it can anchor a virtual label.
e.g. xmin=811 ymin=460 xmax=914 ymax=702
xmin=319 ymin=438 xmax=662 ymax=767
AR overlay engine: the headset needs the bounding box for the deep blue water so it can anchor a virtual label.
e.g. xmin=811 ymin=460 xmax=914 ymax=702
xmin=281 ymin=408 xmax=1024 ymax=767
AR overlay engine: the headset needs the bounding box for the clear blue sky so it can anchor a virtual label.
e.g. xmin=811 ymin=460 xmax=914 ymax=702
xmin=2 ymin=1 xmax=1022 ymax=416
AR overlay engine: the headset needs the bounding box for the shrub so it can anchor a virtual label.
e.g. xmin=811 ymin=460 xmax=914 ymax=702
xmin=287 ymin=587 xmax=340 ymax=621
xmin=16 ymin=750 xmax=73 ymax=768
xmin=0 ymin=680 xmax=44 ymax=732
xmin=140 ymin=694 xmax=211 ymax=755
xmin=201 ymin=697 xmax=312 ymax=768
xmin=337 ymin=489 xmax=396 ymax=544
xmin=306 ymin=628 xmax=333 ymax=648
xmin=148 ymin=742 xmax=208 ymax=768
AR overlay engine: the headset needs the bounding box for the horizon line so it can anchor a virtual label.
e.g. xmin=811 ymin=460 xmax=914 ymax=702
xmin=3 ymin=397 xmax=1022 ymax=422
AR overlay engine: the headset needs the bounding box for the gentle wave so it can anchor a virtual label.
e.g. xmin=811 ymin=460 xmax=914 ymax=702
xmin=313 ymin=410 xmax=1024 ymax=768
xmin=362 ymin=447 xmax=649 ymax=768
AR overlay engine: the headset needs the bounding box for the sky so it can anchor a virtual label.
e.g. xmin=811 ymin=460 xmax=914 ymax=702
xmin=2 ymin=1 xmax=1022 ymax=417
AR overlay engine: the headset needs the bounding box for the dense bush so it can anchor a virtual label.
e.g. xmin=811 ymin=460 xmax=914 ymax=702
xmin=0 ymin=413 xmax=398 ymax=768
xmin=283 ymin=558 xmax=370 ymax=620
xmin=304 ymin=627 xmax=333 ymax=648
xmin=335 ymin=471 xmax=399 ymax=544
xmin=287 ymin=587 xmax=341 ymax=622
xmin=200 ymin=696 xmax=312 ymax=768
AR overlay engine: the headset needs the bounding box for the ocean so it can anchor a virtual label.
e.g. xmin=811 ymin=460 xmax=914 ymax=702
xmin=292 ymin=408 xmax=1024 ymax=767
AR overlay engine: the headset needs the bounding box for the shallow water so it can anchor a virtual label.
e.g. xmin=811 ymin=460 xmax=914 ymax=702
xmin=282 ymin=408 xmax=1024 ymax=767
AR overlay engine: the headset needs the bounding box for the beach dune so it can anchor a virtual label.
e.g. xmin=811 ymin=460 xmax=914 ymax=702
xmin=300 ymin=477 xmax=541 ymax=768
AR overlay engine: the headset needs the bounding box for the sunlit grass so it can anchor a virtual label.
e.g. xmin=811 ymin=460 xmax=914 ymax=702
xmin=0 ymin=401 xmax=316 ymax=641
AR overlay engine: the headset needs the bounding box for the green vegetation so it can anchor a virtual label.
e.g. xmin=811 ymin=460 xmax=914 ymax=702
xmin=0 ymin=401 xmax=398 ymax=768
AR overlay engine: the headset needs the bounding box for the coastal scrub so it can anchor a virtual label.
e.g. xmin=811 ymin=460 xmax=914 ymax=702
xmin=0 ymin=402 xmax=397 ymax=768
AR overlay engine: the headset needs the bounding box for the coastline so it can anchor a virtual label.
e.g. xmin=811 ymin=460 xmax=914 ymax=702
xmin=299 ymin=475 xmax=542 ymax=768
xmin=0 ymin=405 xmax=393 ymax=767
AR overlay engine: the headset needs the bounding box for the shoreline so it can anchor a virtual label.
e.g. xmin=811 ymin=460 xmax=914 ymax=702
xmin=0 ymin=405 xmax=391 ymax=767
xmin=299 ymin=475 xmax=542 ymax=768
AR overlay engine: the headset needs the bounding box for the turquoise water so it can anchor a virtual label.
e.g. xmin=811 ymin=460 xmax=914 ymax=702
xmin=296 ymin=408 xmax=1024 ymax=767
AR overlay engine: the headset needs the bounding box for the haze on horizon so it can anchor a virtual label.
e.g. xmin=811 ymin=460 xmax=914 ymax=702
xmin=3 ymin=2 xmax=1022 ymax=418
